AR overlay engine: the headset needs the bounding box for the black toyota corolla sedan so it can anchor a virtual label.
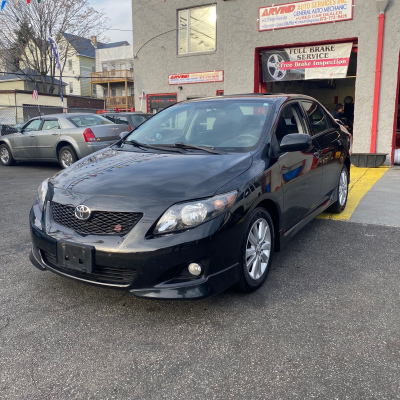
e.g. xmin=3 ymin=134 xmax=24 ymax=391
xmin=29 ymin=94 xmax=350 ymax=299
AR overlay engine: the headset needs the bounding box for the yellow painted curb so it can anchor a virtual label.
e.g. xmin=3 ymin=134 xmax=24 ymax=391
xmin=318 ymin=165 xmax=390 ymax=221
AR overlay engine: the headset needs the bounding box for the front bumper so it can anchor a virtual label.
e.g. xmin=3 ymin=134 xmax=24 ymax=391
xmin=29 ymin=205 xmax=243 ymax=300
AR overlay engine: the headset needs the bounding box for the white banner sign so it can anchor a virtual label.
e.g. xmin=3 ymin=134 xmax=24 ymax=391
xmin=169 ymin=71 xmax=224 ymax=85
xmin=259 ymin=0 xmax=353 ymax=31
xmin=262 ymin=42 xmax=353 ymax=81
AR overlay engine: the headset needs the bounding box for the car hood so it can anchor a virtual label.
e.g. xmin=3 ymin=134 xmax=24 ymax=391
xmin=50 ymin=148 xmax=252 ymax=206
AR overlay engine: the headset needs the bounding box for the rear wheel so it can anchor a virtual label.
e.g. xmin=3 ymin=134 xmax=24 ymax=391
xmin=238 ymin=208 xmax=274 ymax=292
xmin=328 ymin=165 xmax=349 ymax=213
xmin=0 ymin=144 xmax=15 ymax=166
xmin=59 ymin=146 xmax=77 ymax=169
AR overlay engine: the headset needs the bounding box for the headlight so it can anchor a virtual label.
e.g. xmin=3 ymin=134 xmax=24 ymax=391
xmin=37 ymin=179 xmax=49 ymax=211
xmin=154 ymin=191 xmax=237 ymax=234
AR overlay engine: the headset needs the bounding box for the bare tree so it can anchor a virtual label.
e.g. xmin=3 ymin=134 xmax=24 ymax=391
xmin=0 ymin=0 xmax=108 ymax=93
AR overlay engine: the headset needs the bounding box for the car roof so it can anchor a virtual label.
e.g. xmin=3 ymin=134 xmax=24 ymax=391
xmin=29 ymin=113 xmax=106 ymax=120
xmin=181 ymin=93 xmax=317 ymax=104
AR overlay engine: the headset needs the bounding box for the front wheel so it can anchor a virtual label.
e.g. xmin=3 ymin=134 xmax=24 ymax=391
xmin=59 ymin=145 xmax=77 ymax=169
xmin=238 ymin=208 xmax=274 ymax=292
xmin=0 ymin=144 xmax=15 ymax=166
xmin=328 ymin=165 xmax=349 ymax=213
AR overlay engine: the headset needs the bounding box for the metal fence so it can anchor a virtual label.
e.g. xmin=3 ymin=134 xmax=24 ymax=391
xmin=0 ymin=105 xmax=107 ymax=132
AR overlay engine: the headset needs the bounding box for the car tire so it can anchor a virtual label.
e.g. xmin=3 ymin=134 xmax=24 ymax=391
xmin=328 ymin=164 xmax=349 ymax=213
xmin=59 ymin=145 xmax=77 ymax=169
xmin=0 ymin=143 xmax=16 ymax=166
xmin=238 ymin=208 xmax=274 ymax=293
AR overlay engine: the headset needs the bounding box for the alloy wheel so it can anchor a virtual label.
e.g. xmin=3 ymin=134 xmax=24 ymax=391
xmin=245 ymin=218 xmax=272 ymax=280
xmin=61 ymin=150 xmax=73 ymax=168
xmin=338 ymin=169 xmax=348 ymax=207
xmin=1 ymin=147 xmax=10 ymax=164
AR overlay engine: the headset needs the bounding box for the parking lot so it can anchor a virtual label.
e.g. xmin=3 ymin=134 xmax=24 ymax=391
xmin=1 ymin=162 xmax=399 ymax=399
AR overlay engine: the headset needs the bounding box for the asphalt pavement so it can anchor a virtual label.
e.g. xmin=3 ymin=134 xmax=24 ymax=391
xmin=0 ymin=162 xmax=399 ymax=400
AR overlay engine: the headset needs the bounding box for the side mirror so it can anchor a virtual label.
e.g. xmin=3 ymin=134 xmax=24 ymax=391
xmin=280 ymin=133 xmax=311 ymax=153
xmin=119 ymin=131 xmax=130 ymax=140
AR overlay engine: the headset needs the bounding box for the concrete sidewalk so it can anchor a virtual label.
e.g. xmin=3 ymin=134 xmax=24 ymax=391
xmin=320 ymin=166 xmax=400 ymax=227
xmin=350 ymin=166 xmax=400 ymax=227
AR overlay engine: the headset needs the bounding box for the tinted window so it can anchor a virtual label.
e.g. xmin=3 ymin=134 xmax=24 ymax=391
xmin=42 ymin=120 xmax=60 ymax=130
xmin=130 ymin=115 xmax=147 ymax=127
xmin=23 ymin=119 xmax=42 ymax=132
xmin=68 ymin=115 xmax=113 ymax=127
xmin=301 ymin=101 xmax=333 ymax=134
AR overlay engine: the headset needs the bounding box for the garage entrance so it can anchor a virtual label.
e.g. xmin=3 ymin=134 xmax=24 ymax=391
xmin=255 ymin=41 xmax=358 ymax=132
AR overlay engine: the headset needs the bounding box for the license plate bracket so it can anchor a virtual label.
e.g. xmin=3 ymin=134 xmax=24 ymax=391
xmin=57 ymin=240 xmax=94 ymax=273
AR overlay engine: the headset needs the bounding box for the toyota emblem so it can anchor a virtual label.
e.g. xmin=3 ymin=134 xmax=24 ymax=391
xmin=75 ymin=205 xmax=92 ymax=221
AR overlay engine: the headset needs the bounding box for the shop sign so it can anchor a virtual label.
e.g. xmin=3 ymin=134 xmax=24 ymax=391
xmin=169 ymin=71 xmax=224 ymax=85
xmin=259 ymin=0 xmax=353 ymax=31
xmin=262 ymin=42 xmax=353 ymax=82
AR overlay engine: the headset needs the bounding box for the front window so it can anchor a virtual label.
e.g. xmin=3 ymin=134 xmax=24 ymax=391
xmin=125 ymin=99 xmax=273 ymax=152
xmin=67 ymin=115 xmax=113 ymax=127
xmin=178 ymin=5 xmax=216 ymax=55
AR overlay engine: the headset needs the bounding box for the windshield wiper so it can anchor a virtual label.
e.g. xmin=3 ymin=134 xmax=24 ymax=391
xmin=172 ymin=142 xmax=222 ymax=154
xmin=122 ymin=140 xmax=180 ymax=152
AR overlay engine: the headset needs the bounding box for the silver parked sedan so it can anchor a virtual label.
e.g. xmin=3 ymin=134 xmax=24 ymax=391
xmin=0 ymin=113 xmax=129 ymax=168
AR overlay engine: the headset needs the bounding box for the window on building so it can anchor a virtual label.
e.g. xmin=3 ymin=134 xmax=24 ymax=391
xmin=130 ymin=86 xmax=134 ymax=96
xmin=92 ymin=85 xmax=97 ymax=96
xmin=102 ymin=63 xmax=107 ymax=72
xmin=68 ymin=60 xmax=73 ymax=71
xmin=178 ymin=5 xmax=216 ymax=55
xmin=103 ymin=88 xmax=108 ymax=97
xmin=69 ymin=82 xmax=73 ymax=94
xmin=111 ymin=88 xmax=117 ymax=97
xmin=129 ymin=62 xmax=134 ymax=71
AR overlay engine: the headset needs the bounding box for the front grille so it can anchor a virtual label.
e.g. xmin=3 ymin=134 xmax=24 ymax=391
xmin=51 ymin=202 xmax=142 ymax=235
xmin=41 ymin=250 xmax=137 ymax=286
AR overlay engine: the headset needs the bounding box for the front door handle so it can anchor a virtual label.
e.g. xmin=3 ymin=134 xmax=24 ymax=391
xmin=52 ymin=133 xmax=58 ymax=136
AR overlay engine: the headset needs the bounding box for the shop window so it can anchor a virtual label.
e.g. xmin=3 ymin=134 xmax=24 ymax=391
xmin=148 ymin=94 xmax=177 ymax=113
xmin=178 ymin=5 xmax=216 ymax=55
xmin=301 ymin=101 xmax=333 ymax=134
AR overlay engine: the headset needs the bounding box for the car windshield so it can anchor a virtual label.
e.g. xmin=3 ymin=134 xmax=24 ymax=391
xmin=67 ymin=115 xmax=113 ymax=127
xmin=124 ymin=99 xmax=273 ymax=152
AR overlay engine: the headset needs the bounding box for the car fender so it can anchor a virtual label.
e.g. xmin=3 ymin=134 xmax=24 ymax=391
xmin=0 ymin=136 xmax=15 ymax=152
xmin=55 ymin=137 xmax=81 ymax=159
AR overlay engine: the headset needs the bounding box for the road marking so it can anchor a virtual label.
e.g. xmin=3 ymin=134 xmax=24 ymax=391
xmin=318 ymin=166 xmax=390 ymax=221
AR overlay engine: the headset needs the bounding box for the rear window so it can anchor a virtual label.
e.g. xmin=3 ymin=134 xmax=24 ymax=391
xmin=67 ymin=115 xmax=113 ymax=127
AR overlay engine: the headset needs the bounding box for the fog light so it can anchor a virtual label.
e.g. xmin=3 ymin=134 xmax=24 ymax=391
xmin=188 ymin=263 xmax=203 ymax=276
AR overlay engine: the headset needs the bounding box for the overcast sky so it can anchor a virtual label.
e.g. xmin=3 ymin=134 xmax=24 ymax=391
xmin=88 ymin=0 xmax=133 ymax=45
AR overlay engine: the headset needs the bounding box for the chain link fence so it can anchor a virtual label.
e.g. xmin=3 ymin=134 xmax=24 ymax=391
xmin=0 ymin=105 xmax=107 ymax=135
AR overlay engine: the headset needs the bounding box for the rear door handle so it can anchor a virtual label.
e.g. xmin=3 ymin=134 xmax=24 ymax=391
xmin=314 ymin=152 xmax=320 ymax=159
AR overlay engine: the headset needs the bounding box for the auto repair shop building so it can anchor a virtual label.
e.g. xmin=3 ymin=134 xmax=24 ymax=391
xmin=131 ymin=0 xmax=400 ymax=164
